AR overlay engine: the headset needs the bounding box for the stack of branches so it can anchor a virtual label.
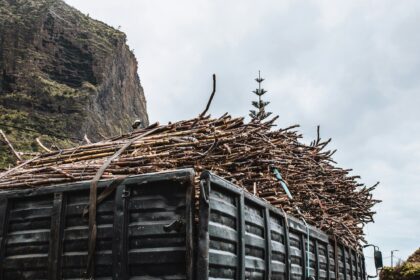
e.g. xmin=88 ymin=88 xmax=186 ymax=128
xmin=0 ymin=114 xmax=380 ymax=248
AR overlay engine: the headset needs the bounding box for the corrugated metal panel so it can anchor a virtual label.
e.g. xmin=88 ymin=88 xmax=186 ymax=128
xmin=61 ymin=188 xmax=115 ymax=279
xmin=345 ymin=247 xmax=351 ymax=280
xmin=0 ymin=169 xmax=195 ymax=280
xmin=358 ymin=251 xmax=363 ymax=280
xmin=2 ymin=194 xmax=53 ymax=279
xmin=317 ymin=241 xmax=328 ymax=280
xmin=198 ymin=171 xmax=366 ymax=280
xmin=126 ymin=179 xmax=192 ymax=279
xmin=269 ymin=213 xmax=287 ymax=280
xmin=328 ymin=239 xmax=337 ymax=280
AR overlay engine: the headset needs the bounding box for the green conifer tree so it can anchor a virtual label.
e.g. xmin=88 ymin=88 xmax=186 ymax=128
xmin=249 ymin=71 xmax=272 ymax=121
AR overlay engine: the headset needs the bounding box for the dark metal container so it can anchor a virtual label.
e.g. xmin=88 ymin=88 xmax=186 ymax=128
xmin=0 ymin=168 xmax=366 ymax=280
xmin=198 ymin=171 xmax=366 ymax=280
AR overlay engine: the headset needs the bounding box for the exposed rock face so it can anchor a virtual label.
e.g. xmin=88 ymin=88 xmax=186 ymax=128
xmin=0 ymin=0 xmax=148 ymax=167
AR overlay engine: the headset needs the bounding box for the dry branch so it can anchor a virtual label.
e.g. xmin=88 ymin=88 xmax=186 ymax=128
xmin=0 ymin=129 xmax=22 ymax=161
xmin=0 ymin=115 xmax=380 ymax=248
xmin=36 ymin=137 xmax=53 ymax=153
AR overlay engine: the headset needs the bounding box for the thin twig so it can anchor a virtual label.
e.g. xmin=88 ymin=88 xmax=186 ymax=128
xmin=36 ymin=137 xmax=53 ymax=153
xmin=191 ymin=74 xmax=216 ymax=128
xmin=199 ymin=74 xmax=216 ymax=118
xmin=0 ymin=129 xmax=22 ymax=161
xmin=84 ymin=134 xmax=92 ymax=144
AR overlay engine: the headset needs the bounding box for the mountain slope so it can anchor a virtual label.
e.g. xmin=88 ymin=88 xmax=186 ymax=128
xmin=0 ymin=0 xmax=148 ymax=167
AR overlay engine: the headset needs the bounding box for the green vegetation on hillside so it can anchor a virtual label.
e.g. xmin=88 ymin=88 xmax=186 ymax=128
xmin=380 ymin=248 xmax=420 ymax=280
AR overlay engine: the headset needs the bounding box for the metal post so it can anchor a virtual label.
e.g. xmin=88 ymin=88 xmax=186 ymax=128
xmin=391 ymin=250 xmax=399 ymax=268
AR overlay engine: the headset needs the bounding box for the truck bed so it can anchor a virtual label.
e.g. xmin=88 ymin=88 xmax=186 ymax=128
xmin=0 ymin=169 xmax=365 ymax=280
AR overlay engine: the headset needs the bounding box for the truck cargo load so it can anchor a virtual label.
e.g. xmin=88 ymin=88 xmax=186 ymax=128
xmin=0 ymin=114 xmax=381 ymax=279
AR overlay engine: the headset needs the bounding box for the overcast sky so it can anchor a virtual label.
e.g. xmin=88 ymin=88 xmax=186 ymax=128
xmin=66 ymin=0 xmax=420 ymax=276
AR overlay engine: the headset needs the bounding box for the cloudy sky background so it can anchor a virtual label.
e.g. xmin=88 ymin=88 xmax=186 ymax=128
xmin=66 ymin=0 xmax=420 ymax=276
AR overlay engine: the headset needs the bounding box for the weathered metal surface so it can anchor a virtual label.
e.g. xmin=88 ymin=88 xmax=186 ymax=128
xmin=197 ymin=171 xmax=366 ymax=280
xmin=0 ymin=168 xmax=366 ymax=280
xmin=0 ymin=169 xmax=195 ymax=280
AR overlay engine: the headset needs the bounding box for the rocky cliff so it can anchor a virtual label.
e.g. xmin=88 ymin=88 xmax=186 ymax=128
xmin=0 ymin=0 xmax=149 ymax=167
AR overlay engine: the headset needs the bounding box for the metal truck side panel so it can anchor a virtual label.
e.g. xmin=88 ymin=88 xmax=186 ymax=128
xmin=0 ymin=169 xmax=195 ymax=280
xmin=198 ymin=171 xmax=366 ymax=280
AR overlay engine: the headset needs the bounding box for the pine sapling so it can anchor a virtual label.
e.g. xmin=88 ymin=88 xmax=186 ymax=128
xmin=249 ymin=71 xmax=272 ymax=121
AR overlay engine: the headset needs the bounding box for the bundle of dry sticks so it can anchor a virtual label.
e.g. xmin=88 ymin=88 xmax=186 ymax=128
xmin=0 ymin=114 xmax=379 ymax=248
